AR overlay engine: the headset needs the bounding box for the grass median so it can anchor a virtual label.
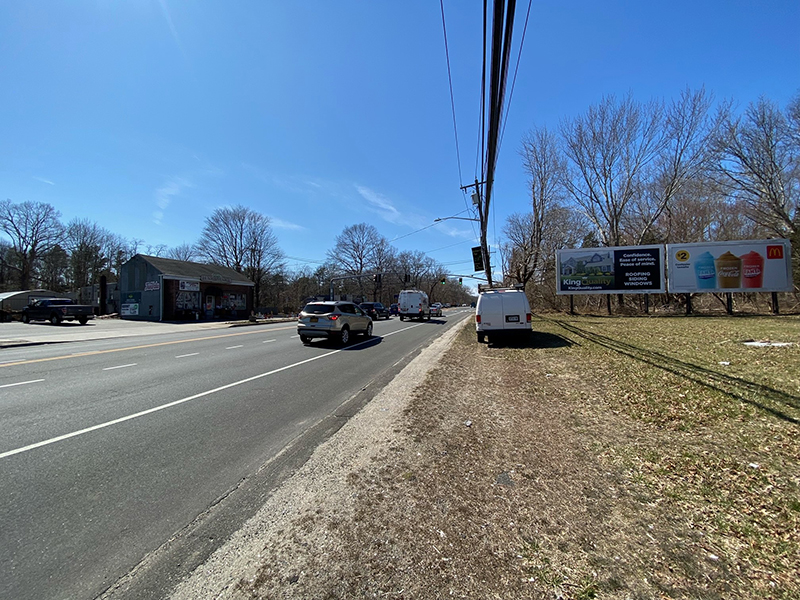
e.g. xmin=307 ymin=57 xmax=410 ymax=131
xmin=241 ymin=314 xmax=800 ymax=599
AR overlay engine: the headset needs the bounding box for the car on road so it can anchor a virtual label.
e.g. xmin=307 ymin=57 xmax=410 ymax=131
xmin=359 ymin=302 xmax=390 ymax=320
xmin=429 ymin=302 xmax=443 ymax=317
xmin=297 ymin=301 xmax=373 ymax=345
xmin=389 ymin=303 xmax=399 ymax=315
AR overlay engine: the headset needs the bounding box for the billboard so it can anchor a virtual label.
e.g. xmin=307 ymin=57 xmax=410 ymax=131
xmin=666 ymin=239 xmax=793 ymax=293
xmin=556 ymin=245 xmax=665 ymax=294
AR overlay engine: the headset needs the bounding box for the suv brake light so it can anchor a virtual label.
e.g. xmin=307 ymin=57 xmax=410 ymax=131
xmin=328 ymin=314 xmax=339 ymax=320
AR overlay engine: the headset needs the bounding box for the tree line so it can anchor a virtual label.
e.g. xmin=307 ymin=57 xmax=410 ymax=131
xmin=0 ymin=203 xmax=472 ymax=312
xmin=502 ymin=88 xmax=800 ymax=308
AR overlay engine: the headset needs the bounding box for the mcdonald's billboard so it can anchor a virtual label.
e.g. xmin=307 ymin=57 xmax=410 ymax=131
xmin=666 ymin=239 xmax=793 ymax=294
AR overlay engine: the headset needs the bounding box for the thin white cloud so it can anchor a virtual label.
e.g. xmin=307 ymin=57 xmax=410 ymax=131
xmin=153 ymin=177 xmax=192 ymax=226
xmin=269 ymin=217 xmax=305 ymax=231
xmin=34 ymin=176 xmax=55 ymax=185
xmin=434 ymin=221 xmax=475 ymax=239
xmin=158 ymin=0 xmax=189 ymax=63
xmin=355 ymin=184 xmax=425 ymax=229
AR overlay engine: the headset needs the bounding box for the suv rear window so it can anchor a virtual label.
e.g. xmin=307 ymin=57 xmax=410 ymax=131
xmin=303 ymin=303 xmax=335 ymax=315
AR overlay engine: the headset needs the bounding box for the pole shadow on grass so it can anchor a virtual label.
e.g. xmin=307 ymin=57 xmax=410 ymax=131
xmin=548 ymin=318 xmax=800 ymax=426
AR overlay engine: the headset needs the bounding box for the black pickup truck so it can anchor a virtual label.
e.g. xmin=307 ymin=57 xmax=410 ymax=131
xmin=21 ymin=298 xmax=95 ymax=325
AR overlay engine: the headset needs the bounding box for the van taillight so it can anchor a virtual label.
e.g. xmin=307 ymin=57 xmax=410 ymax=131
xmin=526 ymin=313 xmax=531 ymax=323
xmin=475 ymin=315 xmax=481 ymax=324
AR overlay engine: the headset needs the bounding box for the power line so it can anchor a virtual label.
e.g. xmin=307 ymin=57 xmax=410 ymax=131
xmin=423 ymin=238 xmax=477 ymax=254
xmin=285 ymin=255 xmax=326 ymax=265
xmin=439 ymin=0 xmax=464 ymax=187
xmin=498 ymin=0 xmax=532 ymax=155
xmin=388 ymin=221 xmax=439 ymax=243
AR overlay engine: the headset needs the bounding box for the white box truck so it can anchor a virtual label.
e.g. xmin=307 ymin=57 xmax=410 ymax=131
xmin=475 ymin=285 xmax=531 ymax=343
xmin=398 ymin=289 xmax=430 ymax=321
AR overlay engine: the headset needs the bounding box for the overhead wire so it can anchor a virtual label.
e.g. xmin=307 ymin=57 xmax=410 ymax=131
xmin=497 ymin=0 xmax=533 ymax=156
xmin=439 ymin=0 xmax=464 ymax=188
xmin=476 ymin=0 xmax=488 ymax=181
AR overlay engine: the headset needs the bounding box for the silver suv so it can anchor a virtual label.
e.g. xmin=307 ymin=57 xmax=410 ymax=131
xmin=297 ymin=301 xmax=373 ymax=345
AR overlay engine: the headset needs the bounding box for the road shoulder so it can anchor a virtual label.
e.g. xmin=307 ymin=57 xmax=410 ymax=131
xmin=162 ymin=316 xmax=467 ymax=598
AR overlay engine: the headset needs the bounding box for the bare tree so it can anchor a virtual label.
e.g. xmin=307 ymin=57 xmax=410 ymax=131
xmin=560 ymin=95 xmax=665 ymax=247
xmin=0 ymin=200 xmax=64 ymax=289
xmin=626 ymin=88 xmax=717 ymax=243
xmin=508 ymin=126 xmax=568 ymax=287
xmin=145 ymin=243 xmax=168 ymax=258
xmin=713 ymin=96 xmax=799 ymax=239
xmin=105 ymin=235 xmax=139 ymax=281
xmin=65 ymin=218 xmax=112 ymax=288
xmin=326 ymin=223 xmax=386 ymax=298
xmin=327 ymin=223 xmax=382 ymax=274
xmin=196 ymin=205 xmax=284 ymax=305
xmin=503 ymin=204 xmax=585 ymax=287
xmin=168 ymin=243 xmax=198 ymax=262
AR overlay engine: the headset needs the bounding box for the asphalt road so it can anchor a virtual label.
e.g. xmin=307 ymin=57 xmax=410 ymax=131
xmin=0 ymin=311 xmax=472 ymax=600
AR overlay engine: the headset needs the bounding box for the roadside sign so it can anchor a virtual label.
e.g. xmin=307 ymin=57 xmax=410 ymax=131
xmin=472 ymin=246 xmax=484 ymax=272
xmin=666 ymin=239 xmax=793 ymax=293
xmin=556 ymin=245 xmax=665 ymax=294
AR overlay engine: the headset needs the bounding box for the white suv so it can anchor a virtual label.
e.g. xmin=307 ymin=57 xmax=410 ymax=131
xmin=475 ymin=286 xmax=531 ymax=343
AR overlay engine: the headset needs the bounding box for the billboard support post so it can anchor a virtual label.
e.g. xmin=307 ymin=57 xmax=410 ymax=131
xmin=644 ymin=294 xmax=650 ymax=315
xmin=606 ymin=294 xmax=611 ymax=315
xmin=685 ymin=294 xmax=692 ymax=315
xmin=726 ymin=293 xmax=733 ymax=315
xmin=772 ymin=292 xmax=780 ymax=315
xmin=569 ymin=295 xmax=575 ymax=316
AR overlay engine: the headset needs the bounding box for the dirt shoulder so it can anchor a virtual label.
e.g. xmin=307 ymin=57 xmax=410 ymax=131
xmin=170 ymin=314 xmax=800 ymax=600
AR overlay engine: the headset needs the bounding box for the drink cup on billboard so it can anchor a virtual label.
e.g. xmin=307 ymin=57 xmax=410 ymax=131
xmin=741 ymin=251 xmax=765 ymax=288
xmin=715 ymin=251 xmax=742 ymax=289
xmin=693 ymin=251 xmax=716 ymax=289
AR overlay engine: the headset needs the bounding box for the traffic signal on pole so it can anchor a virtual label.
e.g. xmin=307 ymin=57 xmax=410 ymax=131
xmin=459 ymin=277 xmax=463 ymax=285
xmin=440 ymin=277 xmax=446 ymax=285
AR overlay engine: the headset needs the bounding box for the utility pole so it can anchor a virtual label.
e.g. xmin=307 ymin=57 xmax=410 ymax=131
xmin=461 ymin=178 xmax=492 ymax=287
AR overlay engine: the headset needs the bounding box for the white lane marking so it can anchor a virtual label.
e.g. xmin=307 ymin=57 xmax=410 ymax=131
xmin=225 ymin=345 xmax=244 ymax=350
xmin=0 ymin=323 xmax=426 ymax=460
xmin=263 ymin=339 xmax=276 ymax=343
xmin=0 ymin=379 xmax=45 ymax=389
xmin=175 ymin=353 xmax=199 ymax=359
xmin=102 ymin=364 xmax=137 ymax=371
xmin=381 ymin=324 xmax=423 ymax=337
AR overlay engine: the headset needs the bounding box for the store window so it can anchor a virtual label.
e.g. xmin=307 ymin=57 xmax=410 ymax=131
xmin=222 ymin=293 xmax=247 ymax=311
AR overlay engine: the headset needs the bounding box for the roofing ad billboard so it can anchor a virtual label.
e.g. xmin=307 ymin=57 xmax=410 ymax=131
xmin=556 ymin=245 xmax=665 ymax=294
xmin=666 ymin=239 xmax=793 ymax=293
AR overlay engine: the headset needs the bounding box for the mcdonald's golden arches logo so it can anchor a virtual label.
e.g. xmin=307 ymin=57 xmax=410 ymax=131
xmin=766 ymin=245 xmax=784 ymax=259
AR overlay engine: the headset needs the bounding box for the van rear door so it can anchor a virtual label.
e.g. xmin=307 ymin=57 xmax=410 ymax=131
xmin=500 ymin=292 xmax=528 ymax=331
xmin=477 ymin=292 xmax=503 ymax=328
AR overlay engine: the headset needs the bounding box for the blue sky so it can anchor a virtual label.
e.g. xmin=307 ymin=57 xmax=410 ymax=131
xmin=2 ymin=1 xmax=798 ymax=284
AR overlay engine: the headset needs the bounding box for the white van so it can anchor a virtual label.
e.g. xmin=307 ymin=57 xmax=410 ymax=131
xmin=398 ymin=289 xmax=430 ymax=321
xmin=475 ymin=285 xmax=531 ymax=343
